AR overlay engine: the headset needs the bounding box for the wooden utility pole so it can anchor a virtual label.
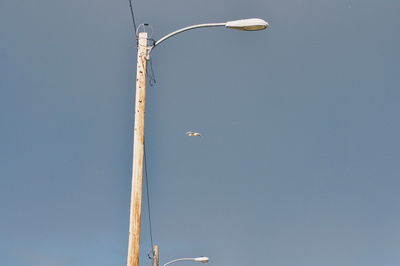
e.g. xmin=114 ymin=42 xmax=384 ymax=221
xmin=152 ymin=245 xmax=159 ymax=266
xmin=127 ymin=32 xmax=148 ymax=266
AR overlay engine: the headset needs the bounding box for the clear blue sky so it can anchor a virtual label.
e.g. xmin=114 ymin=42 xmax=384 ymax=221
xmin=1 ymin=0 xmax=400 ymax=265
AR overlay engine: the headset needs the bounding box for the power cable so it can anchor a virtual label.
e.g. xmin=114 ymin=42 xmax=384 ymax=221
xmin=136 ymin=23 xmax=153 ymax=38
xmin=144 ymin=138 xmax=155 ymax=259
xmin=147 ymin=58 xmax=157 ymax=87
xmin=128 ymin=0 xmax=137 ymax=36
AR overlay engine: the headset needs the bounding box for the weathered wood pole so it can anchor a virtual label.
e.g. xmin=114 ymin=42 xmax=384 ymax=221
xmin=127 ymin=32 xmax=148 ymax=266
xmin=152 ymin=245 xmax=159 ymax=266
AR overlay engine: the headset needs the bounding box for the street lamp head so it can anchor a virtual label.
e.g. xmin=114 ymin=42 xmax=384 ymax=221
xmin=194 ymin=257 xmax=209 ymax=263
xmin=225 ymin=18 xmax=269 ymax=31
xmin=162 ymin=257 xmax=210 ymax=266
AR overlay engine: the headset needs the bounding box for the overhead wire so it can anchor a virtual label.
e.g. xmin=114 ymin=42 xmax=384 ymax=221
xmin=144 ymin=37 xmax=157 ymax=257
xmin=147 ymin=58 xmax=157 ymax=86
xmin=144 ymin=138 xmax=155 ymax=259
xmin=128 ymin=0 xmax=137 ymax=36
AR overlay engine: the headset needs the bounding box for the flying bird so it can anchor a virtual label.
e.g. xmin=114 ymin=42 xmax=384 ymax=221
xmin=186 ymin=131 xmax=201 ymax=137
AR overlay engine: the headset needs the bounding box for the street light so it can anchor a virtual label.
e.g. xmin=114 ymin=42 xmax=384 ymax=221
xmin=162 ymin=257 xmax=209 ymax=266
xmin=127 ymin=17 xmax=269 ymax=266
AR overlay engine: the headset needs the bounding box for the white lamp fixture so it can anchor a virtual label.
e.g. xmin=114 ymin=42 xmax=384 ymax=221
xmin=193 ymin=257 xmax=209 ymax=263
xmin=225 ymin=18 xmax=269 ymax=31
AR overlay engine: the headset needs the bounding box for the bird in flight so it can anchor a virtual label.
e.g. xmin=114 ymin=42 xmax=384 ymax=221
xmin=186 ymin=131 xmax=201 ymax=137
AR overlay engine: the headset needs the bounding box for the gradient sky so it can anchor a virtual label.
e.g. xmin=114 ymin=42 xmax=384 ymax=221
xmin=1 ymin=0 xmax=400 ymax=265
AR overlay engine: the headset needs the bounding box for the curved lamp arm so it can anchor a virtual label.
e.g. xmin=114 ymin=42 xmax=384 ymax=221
xmin=155 ymin=23 xmax=226 ymax=48
xmin=162 ymin=257 xmax=209 ymax=266
xmin=147 ymin=23 xmax=225 ymax=57
xmin=146 ymin=18 xmax=268 ymax=58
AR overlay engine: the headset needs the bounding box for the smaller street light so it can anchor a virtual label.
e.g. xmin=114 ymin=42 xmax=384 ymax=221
xmin=162 ymin=257 xmax=210 ymax=266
